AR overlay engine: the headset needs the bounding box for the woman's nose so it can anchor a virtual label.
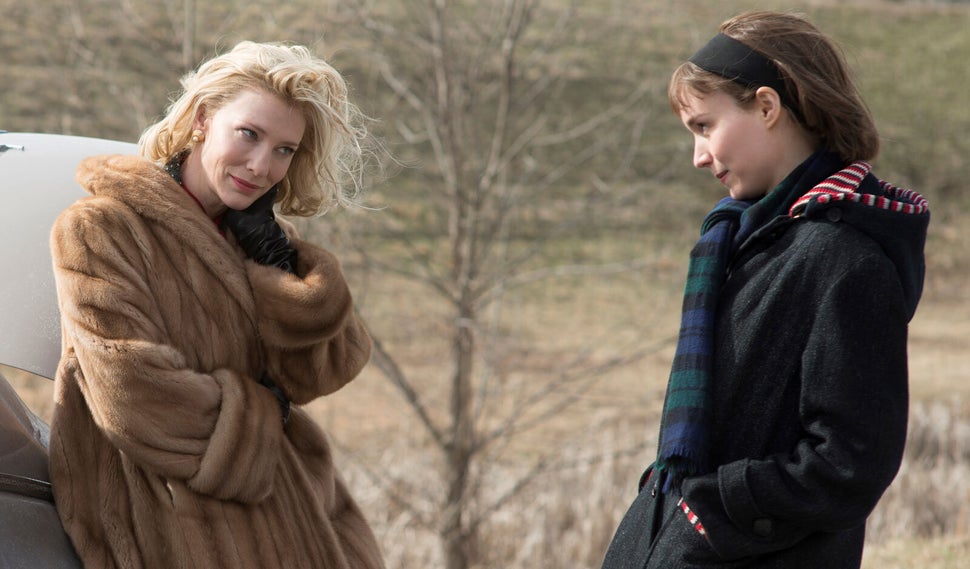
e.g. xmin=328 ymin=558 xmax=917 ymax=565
xmin=248 ymin=148 xmax=272 ymax=178
xmin=692 ymin=137 xmax=712 ymax=169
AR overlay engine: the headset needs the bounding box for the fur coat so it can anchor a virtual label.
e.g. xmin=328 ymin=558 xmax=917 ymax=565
xmin=48 ymin=155 xmax=384 ymax=569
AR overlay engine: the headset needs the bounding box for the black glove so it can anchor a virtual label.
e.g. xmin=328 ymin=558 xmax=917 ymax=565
xmin=258 ymin=371 xmax=291 ymax=427
xmin=222 ymin=187 xmax=298 ymax=274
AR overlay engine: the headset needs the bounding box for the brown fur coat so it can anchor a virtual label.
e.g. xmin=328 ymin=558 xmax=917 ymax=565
xmin=49 ymin=155 xmax=384 ymax=569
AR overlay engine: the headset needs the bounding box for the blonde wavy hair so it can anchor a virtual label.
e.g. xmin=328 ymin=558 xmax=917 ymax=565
xmin=139 ymin=41 xmax=366 ymax=216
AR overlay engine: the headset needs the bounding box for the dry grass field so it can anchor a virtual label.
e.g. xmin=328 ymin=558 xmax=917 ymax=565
xmin=6 ymin=242 xmax=967 ymax=568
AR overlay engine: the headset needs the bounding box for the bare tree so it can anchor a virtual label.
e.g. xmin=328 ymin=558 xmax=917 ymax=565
xmin=1 ymin=1 xmax=666 ymax=565
xmin=326 ymin=2 xmax=663 ymax=567
xmin=183 ymin=0 xmax=196 ymax=71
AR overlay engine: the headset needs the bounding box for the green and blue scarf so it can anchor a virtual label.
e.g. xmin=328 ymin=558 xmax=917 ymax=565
xmin=653 ymin=196 xmax=752 ymax=491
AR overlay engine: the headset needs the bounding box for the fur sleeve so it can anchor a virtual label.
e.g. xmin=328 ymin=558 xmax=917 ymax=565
xmin=246 ymin=236 xmax=372 ymax=404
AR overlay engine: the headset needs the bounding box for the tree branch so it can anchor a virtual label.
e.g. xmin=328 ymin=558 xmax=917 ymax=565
xmin=366 ymin=328 xmax=448 ymax=450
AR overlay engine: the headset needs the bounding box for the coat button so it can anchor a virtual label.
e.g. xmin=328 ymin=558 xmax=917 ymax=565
xmin=753 ymin=518 xmax=773 ymax=537
xmin=826 ymin=207 xmax=843 ymax=222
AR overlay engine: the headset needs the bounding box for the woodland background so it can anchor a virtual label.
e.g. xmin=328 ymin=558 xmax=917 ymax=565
xmin=1 ymin=0 xmax=968 ymax=567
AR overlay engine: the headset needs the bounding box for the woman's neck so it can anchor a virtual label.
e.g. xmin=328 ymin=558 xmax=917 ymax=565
xmin=179 ymin=152 xmax=227 ymax=218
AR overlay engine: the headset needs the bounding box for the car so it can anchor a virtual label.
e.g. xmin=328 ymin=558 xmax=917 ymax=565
xmin=0 ymin=131 xmax=138 ymax=567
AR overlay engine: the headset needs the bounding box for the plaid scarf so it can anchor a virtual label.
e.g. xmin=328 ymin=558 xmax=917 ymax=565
xmin=653 ymin=151 xmax=887 ymax=492
xmin=653 ymin=197 xmax=753 ymax=491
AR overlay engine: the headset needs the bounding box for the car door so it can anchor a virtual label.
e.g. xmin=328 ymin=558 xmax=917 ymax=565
xmin=1 ymin=131 xmax=137 ymax=568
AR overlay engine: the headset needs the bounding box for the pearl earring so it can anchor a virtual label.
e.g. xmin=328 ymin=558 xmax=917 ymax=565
xmin=191 ymin=129 xmax=205 ymax=143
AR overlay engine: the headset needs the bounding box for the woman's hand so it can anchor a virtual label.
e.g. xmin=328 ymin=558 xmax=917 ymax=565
xmin=223 ymin=187 xmax=299 ymax=273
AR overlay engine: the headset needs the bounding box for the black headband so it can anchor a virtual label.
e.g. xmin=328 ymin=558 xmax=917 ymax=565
xmin=689 ymin=33 xmax=801 ymax=119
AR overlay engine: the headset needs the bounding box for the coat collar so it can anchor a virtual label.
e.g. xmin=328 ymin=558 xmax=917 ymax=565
xmin=74 ymin=154 xmax=258 ymax=320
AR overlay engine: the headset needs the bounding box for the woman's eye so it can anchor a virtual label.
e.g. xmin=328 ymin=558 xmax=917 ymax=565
xmin=240 ymin=128 xmax=257 ymax=140
xmin=277 ymin=147 xmax=297 ymax=157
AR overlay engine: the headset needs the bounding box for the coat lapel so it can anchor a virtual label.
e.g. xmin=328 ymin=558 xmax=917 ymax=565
xmin=74 ymin=154 xmax=258 ymax=331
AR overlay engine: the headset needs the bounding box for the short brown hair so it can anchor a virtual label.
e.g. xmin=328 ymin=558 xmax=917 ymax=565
xmin=669 ymin=11 xmax=879 ymax=162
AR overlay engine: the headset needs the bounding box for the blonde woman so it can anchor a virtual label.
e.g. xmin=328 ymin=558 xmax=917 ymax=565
xmin=49 ymin=42 xmax=383 ymax=568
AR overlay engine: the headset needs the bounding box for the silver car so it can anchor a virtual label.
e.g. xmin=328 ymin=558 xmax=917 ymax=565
xmin=0 ymin=131 xmax=137 ymax=567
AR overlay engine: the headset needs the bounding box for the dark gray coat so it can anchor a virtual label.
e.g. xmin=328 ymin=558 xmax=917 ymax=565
xmin=603 ymin=171 xmax=928 ymax=568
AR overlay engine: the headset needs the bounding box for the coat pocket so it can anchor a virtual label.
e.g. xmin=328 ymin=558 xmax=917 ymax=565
xmin=644 ymin=495 xmax=741 ymax=568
